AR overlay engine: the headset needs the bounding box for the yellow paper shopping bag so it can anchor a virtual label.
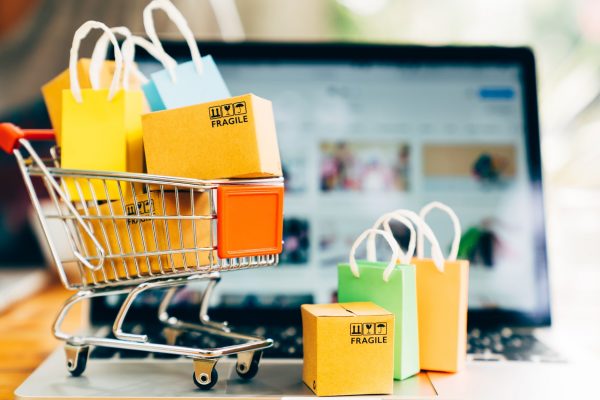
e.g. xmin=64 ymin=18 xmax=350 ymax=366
xmin=43 ymin=26 xmax=150 ymax=143
xmin=61 ymin=21 xmax=145 ymax=200
xmin=412 ymin=202 xmax=469 ymax=373
xmin=42 ymin=58 xmax=116 ymax=143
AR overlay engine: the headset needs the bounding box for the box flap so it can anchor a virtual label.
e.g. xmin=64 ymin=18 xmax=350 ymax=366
xmin=302 ymin=303 xmax=351 ymax=317
xmin=302 ymin=302 xmax=391 ymax=317
xmin=341 ymin=302 xmax=392 ymax=316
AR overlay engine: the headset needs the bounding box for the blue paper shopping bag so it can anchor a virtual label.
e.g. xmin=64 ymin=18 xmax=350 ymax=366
xmin=142 ymin=0 xmax=230 ymax=110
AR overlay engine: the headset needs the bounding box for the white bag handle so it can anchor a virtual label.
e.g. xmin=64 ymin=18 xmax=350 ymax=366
xmin=122 ymin=35 xmax=178 ymax=90
xmin=418 ymin=201 xmax=461 ymax=262
xmin=143 ymin=0 xmax=203 ymax=82
xmin=366 ymin=212 xmax=416 ymax=265
xmin=389 ymin=209 xmax=447 ymax=272
xmin=349 ymin=228 xmax=401 ymax=283
xmin=69 ymin=21 xmax=122 ymax=103
xmin=88 ymin=26 xmax=136 ymax=89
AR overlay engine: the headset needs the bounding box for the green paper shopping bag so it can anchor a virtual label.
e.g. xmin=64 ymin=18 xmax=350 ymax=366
xmin=338 ymin=224 xmax=419 ymax=381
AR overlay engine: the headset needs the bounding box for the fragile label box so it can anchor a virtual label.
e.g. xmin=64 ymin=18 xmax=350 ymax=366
xmin=142 ymin=93 xmax=282 ymax=180
xmin=301 ymin=302 xmax=394 ymax=397
xmin=79 ymin=190 xmax=214 ymax=284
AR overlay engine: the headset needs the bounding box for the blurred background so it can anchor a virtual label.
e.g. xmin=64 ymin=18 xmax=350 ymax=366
xmin=1 ymin=0 xmax=599 ymax=357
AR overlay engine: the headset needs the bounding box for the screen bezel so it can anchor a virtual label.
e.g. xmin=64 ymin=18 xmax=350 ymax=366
xmin=135 ymin=42 xmax=550 ymax=329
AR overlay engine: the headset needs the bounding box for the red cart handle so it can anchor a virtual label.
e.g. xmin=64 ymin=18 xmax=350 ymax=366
xmin=0 ymin=123 xmax=55 ymax=154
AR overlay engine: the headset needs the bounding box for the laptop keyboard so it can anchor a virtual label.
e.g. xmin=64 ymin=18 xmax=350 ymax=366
xmin=467 ymin=327 xmax=564 ymax=362
xmin=90 ymin=324 xmax=564 ymax=362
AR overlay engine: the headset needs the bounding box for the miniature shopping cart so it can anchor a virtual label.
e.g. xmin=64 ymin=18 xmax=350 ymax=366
xmin=0 ymin=123 xmax=284 ymax=390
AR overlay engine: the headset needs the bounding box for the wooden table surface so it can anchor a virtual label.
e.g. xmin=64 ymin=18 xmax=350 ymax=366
xmin=0 ymin=283 xmax=80 ymax=400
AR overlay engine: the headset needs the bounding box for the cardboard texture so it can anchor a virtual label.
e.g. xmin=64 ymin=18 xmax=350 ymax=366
xmin=301 ymin=302 xmax=394 ymax=397
xmin=148 ymin=56 xmax=230 ymax=110
xmin=61 ymin=89 xmax=144 ymax=200
xmin=41 ymin=59 xmax=145 ymax=143
xmin=80 ymin=190 xmax=214 ymax=284
xmin=338 ymin=261 xmax=420 ymax=380
xmin=413 ymin=258 xmax=469 ymax=372
xmin=217 ymin=185 xmax=284 ymax=258
xmin=143 ymin=93 xmax=282 ymax=180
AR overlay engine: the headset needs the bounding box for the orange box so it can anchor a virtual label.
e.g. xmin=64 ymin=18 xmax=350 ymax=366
xmin=414 ymin=258 xmax=469 ymax=372
xmin=217 ymin=185 xmax=284 ymax=258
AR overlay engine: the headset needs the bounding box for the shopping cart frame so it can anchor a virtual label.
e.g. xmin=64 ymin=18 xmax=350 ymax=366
xmin=0 ymin=123 xmax=283 ymax=389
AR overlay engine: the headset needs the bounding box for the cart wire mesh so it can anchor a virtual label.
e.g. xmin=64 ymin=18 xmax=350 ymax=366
xmin=16 ymin=141 xmax=281 ymax=291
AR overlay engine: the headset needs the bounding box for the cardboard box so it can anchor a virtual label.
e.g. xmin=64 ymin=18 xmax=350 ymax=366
xmin=79 ymin=190 xmax=215 ymax=284
xmin=301 ymin=302 xmax=394 ymax=397
xmin=142 ymin=93 xmax=282 ymax=180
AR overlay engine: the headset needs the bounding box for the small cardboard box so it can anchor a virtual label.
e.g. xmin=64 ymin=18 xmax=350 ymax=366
xmin=79 ymin=190 xmax=214 ymax=284
xmin=142 ymin=93 xmax=282 ymax=180
xmin=301 ymin=302 xmax=394 ymax=397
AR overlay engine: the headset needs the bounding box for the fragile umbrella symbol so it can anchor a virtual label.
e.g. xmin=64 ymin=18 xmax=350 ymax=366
xmin=376 ymin=323 xmax=386 ymax=334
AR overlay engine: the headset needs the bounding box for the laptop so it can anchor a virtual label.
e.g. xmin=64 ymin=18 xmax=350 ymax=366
xmin=16 ymin=42 xmax=596 ymax=399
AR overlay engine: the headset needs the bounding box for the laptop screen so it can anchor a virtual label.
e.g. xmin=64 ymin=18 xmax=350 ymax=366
xmin=97 ymin=45 xmax=547 ymax=327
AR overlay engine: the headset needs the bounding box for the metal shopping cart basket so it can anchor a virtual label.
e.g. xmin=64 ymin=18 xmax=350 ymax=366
xmin=0 ymin=123 xmax=284 ymax=390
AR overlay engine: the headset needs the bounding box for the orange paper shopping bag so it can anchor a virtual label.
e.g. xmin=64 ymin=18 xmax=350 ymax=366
xmin=61 ymin=21 xmax=145 ymax=200
xmin=410 ymin=202 xmax=470 ymax=373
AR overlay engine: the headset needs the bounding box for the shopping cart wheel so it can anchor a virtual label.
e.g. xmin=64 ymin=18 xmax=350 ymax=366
xmin=64 ymin=344 xmax=90 ymax=377
xmin=236 ymin=350 xmax=262 ymax=380
xmin=192 ymin=359 xmax=218 ymax=390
